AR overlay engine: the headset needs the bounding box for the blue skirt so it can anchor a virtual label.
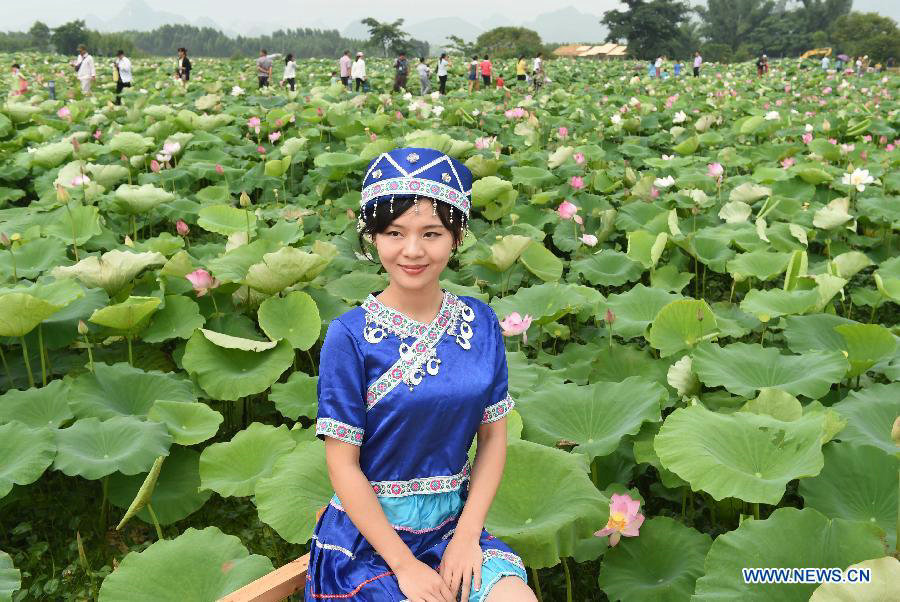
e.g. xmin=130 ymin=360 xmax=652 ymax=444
xmin=305 ymin=488 xmax=527 ymax=600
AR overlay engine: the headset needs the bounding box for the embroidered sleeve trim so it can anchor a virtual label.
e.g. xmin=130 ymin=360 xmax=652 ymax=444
xmin=482 ymin=394 xmax=515 ymax=423
xmin=369 ymin=462 xmax=471 ymax=497
xmin=316 ymin=417 xmax=364 ymax=446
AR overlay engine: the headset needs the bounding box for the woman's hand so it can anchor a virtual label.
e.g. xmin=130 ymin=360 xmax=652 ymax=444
xmin=439 ymin=534 xmax=483 ymax=602
xmin=395 ymin=557 xmax=454 ymax=602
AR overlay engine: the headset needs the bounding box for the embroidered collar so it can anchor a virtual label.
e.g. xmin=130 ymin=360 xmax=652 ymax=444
xmin=362 ymin=291 xmax=452 ymax=340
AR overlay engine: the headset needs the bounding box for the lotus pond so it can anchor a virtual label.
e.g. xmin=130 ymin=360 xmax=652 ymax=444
xmin=0 ymin=53 xmax=898 ymax=601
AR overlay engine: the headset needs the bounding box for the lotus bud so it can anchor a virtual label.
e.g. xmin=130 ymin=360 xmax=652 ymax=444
xmin=9 ymin=233 xmax=20 ymax=243
xmin=56 ymin=185 xmax=70 ymax=202
xmin=176 ymin=219 xmax=189 ymax=236
xmin=71 ymin=137 xmax=80 ymax=152
xmin=0 ymin=232 xmax=8 ymax=247
xmin=215 ymin=164 xmax=224 ymax=175
xmin=150 ymin=159 xmax=161 ymax=173
xmin=124 ymin=235 xmax=134 ymax=247
xmin=77 ymin=320 xmax=89 ymax=335
xmin=120 ymin=154 xmax=128 ymax=163
xmin=239 ymin=191 xmax=251 ymax=207
xmin=892 ymin=416 xmax=900 ymax=445
xmin=605 ymin=308 xmax=616 ymax=325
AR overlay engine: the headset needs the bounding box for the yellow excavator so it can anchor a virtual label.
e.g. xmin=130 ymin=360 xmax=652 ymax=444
xmin=800 ymin=48 xmax=832 ymax=59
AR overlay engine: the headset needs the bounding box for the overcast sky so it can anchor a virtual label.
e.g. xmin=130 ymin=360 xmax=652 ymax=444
xmin=5 ymin=0 xmax=898 ymax=33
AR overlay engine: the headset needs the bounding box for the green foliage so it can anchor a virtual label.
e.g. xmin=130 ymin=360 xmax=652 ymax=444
xmin=475 ymin=27 xmax=544 ymax=59
xmin=830 ymin=12 xmax=900 ymax=63
xmin=601 ymin=0 xmax=693 ymax=60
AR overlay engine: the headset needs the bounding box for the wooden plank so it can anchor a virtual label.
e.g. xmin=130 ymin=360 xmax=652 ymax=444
xmin=218 ymin=554 xmax=309 ymax=602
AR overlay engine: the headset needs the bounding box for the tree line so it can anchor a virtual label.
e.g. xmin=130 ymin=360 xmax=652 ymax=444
xmin=601 ymin=0 xmax=900 ymax=63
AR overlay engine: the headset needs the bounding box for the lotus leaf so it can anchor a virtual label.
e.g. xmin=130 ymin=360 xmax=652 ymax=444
xmin=655 ymin=405 xmax=826 ymax=503
xmin=68 ymin=361 xmax=196 ymax=420
xmin=692 ymin=342 xmax=848 ymax=398
xmin=484 ymin=439 xmax=608 ymax=568
xmin=196 ymin=204 xmax=257 ymax=236
xmin=0 ymin=422 xmax=56 ymax=499
xmin=268 ymin=371 xmax=318 ymax=421
xmin=88 ymin=296 xmax=161 ymax=332
xmin=147 ymin=400 xmax=223 ymax=446
xmin=813 ymin=198 xmax=855 ymax=230
xmin=257 ymin=291 xmax=320 ymax=350
xmin=606 ymin=285 xmax=682 ymax=340
xmin=52 ymin=250 xmax=166 ymax=294
xmin=728 ymin=182 xmax=771 ymax=203
xmin=254 ymin=441 xmax=334 ymax=544
xmin=325 ymin=272 xmax=389 ymax=303
xmin=43 ymin=203 xmax=102 ymax=245
xmin=570 ymin=250 xmax=644 ymax=287
xmin=0 ymin=549 xmax=19 ymax=601
xmin=198 ymin=422 xmax=296 ymax=497
xmin=739 ymin=288 xmax=818 ymax=321
xmin=800 ymin=443 xmax=898 ymax=549
xmin=830 ymin=383 xmax=899 ymax=455
xmin=646 ymin=299 xmax=717 ymax=357
xmin=0 ymin=380 xmax=73 ymax=428
xmin=809 ymin=556 xmax=900 ymax=601
xmin=199 ymin=329 xmax=277 ymax=351
xmin=97 ymin=527 xmax=273 ymax=601
xmin=141 ymin=295 xmax=205 ymax=343
xmin=726 ymin=250 xmax=790 ymax=281
xmin=517 ymin=377 xmax=665 ymax=460
xmin=108 ymin=131 xmax=154 ymax=157
xmin=833 ymin=323 xmax=896 ymax=378
xmin=243 ymin=246 xmax=331 ymax=295
xmin=741 ymin=388 xmax=803 ymax=421
xmin=692 ymin=507 xmax=885 ymax=601
xmin=53 ymin=416 xmax=171 ymax=480
xmin=626 ymin=230 xmax=668 ymax=269
xmin=597 ymin=517 xmax=711 ymax=602
xmin=113 ymin=184 xmax=175 ymax=214
xmin=0 ymin=293 xmax=61 ymax=337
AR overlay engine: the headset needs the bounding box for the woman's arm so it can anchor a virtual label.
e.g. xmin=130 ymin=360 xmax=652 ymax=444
xmin=454 ymin=417 xmax=507 ymax=540
xmin=325 ymin=438 xmax=414 ymax=569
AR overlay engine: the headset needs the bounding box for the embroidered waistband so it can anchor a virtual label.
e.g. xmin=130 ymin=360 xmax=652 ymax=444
xmin=368 ymin=462 xmax=471 ymax=497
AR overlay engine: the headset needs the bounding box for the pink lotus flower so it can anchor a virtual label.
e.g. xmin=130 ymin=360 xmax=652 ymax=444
xmin=150 ymin=159 xmax=161 ymax=173
xmin=862 ymin=135 xmax=872 ymax=142
xmin=887 ymin=144 xmax=896 ymax=152
xmin=569 ymin=175 xmax=585 ymax=190
xmin=71 ymin=175 xmax=90 ymax=186
xmin=57 ymin=107 xmax=71 ymax=119
xmin=394 ymin=110 xmax=403 ymax=119
xmin=822 ymin=86 xmax=832 ymax=95
xmin=574 ymin=215 xmax=584 ymax=225
xmin=370 ymin=133 xmax=377 ymax=141
xmin=257 ymin=145 xmax=266 ymax=154
xmin=802 ymin=132 xmax=813 ymax=144
xmin=781 ymin=157 xmax=795 ymax=169
xmin=71 ymin=137 xmax=80 ymax=152
xmin=275 ymin=118 xmax=283 ymax=127
xmin=163 ymin=141 xmax=181 ymax=155
xmin=93 ymin=129 xmax=102 ymax=140
xmin=215 ymin=164 xmax=224 ymax=175
xmin=879 ymin=135 xmax=888 ymax=145
xmin=650 ymin=186 xmax=660 ymax=199
xmin=557 ymin=200 xmax=578 ymax=220
xmin=558 ymin=126 xmax=568 ymax=139
xmin=573 ymin=152 xmax=585 ymax=165
xmin=247 ymin=116 xmax=261 ymax=128
xmin=594 ymin=493 xmax=645 ymax=547
xmin=185 ymin=269 xmax=220 ymax=297
xmin=176 ymin=219 xmax=189 ymax=236
xmin=268 ymin=131 xmax=281 ymax=143
xmin=707 ymin=163 xmax=724 ymax=180
xmin=605 ymin=308 xmax=616 ymax=326
xmin=475 ymin=136 xmax=496 ymax=150
xmin=499 ymin=312 xmax=533 ymax=344
xmin=581 ymin=234 xmax=598 ymax=246
xmin=318 ymin=107 xmax=326 ymax=117
xmin=828 ymin=138 xmax=837 ymax=145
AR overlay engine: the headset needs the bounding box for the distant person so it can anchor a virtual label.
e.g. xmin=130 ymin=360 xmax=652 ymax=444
xmin=886 ymin=57 xmax=895 ymax=71
xmin=480 ymin=54 xmax=492 ymax=87
xmin=532 ymin=52 xmax=544 ymax=90
xmin=351 ymin=51 xmax=367 ymax=91
xmin=674 ymin=61 xmax=682 ymax=76
xmin=821 ymin=55 xmax=829 ymax=71
xmin=114 ymin=50 xmax=132 ymax=105
xmin=10 ymin=63 xmax=28 ymax=96
xmin=330 ymin=70 xmax=338 ymax=85
xmin=71 ymin=44 xmax=96 ymax=95
xmin=176 ymin=47 xmax=191 ymax=82
xmin=693 ymin=51 xmax=702 ymax=77
xmin=654 ymin=55 xmax=663 ymax=77
xmin=495 ymin=72 xmax=504 ymax=88
xmin=416 ymin=57 xmax=431 ymax=95
xmin=648 ymin=59 xmax=655 ymax=77
xmin=393 ymin=52 xmax=408 ymax=92
xmin=281 ymin=53 xmax=296 ymax=91
xmin=257 ymin=49 xmax=272 ymax=88
xmin=437 ymin=52 xmax=450 ymax=94
xmin=516 ymin=55 xmax=527 ymax=84
xmin=662 ymin=69 xmax=670 ymax=79
xmin=756 ymin=54 xmax=768 ymax=76
xmin=339 ymin=49 xmax=352 ymax=89
xmin=467 ymin=54 xmax=479 ymax=92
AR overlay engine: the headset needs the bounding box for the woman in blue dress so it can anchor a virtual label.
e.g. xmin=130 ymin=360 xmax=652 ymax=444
xmin=306 ymin=148 xmax=535 ymax=602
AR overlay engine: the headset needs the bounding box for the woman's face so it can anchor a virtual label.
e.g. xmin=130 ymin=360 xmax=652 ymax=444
xmin=373 ymin=199 xmax=454 ymax=292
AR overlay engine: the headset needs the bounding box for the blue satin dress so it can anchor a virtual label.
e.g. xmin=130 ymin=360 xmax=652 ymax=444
xmin=306 ymin=291 xmax=526 ymax=600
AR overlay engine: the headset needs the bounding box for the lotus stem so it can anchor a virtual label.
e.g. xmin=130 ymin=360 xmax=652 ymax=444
xmin=126 ymin=335 xmax=134 ymax=366
xmin=752 ymin=502 xmax=760 ymax=521
xmin=530 ymin=567 xmax=543 ymax=602
xmin=210 ymin=293 xmax=220 ymax=318
xmin=306 ymin=349 xmax=317 ymax=376
xmin=19 ymin=336 xmax=34 ymax=388
xmin=82 ymin=333 xmax=94 ymax=372
xmin=0 ymin=345 xmax=14 ymax=388
xmin=245 ymin=210 xmax=252 ymax=242
xmin=562 ymin=557 xmax=573 ymax=602
xmin=6 ymin=247 xmax=16 ymax=280
xmin=590 ymin=458 xmax=599 ymax=488
xmin=868 ymin=302 xmax=878 ymax=324
xmin=130 ymin=215 xmax=138 ymax=242
xmin=64 ymin=202 xmax=80 ymax=260
xmin=38 ymin=324 xmax=47 ymax=386
xmin=99 ymin=475 xmax=109 ymax=531
xmin=147 ymin=504 xmax=164 ymax=540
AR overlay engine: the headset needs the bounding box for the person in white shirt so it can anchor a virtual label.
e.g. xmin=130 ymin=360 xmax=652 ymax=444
xmin=281 ymin=53 xmax=296 ymax=91
xmin=654 ymin=56 xmax=663 ymax=77
xmin=437 ymin=52 xmax=450 ymax=95
xmin=416 ymin=57 xmax=431 ymax=95
xmin=351 ymin=52 xmax=367 ymax=92
xmin=114 ymin=50 xmax=132 ymax=105
xmin=820 ymin=55 xmax=830 ymax=71
xmin=693 ymin=51 xmax=702 ymax=77
xmin=72 ymin=44 xmax=95 ymax=94
xmin=532 ymin=52 xmax=544 ymax=90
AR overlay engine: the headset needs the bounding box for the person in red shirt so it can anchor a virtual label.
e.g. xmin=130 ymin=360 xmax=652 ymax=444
xmin=480 ymin=55 xmax=492 ymax=87
xmin=495 ymin=74 xmax=504 ymax=88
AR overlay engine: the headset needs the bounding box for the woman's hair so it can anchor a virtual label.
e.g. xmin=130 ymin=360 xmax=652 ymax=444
xmin=357 ymin=197 xmax=466 ymax=258
xmin=11 ymin=63 xmax=19 ymax=69
xmin=440 ymin=53 xmax=447 ymax=60
xmin=483 ymin=54 xmax=488 ymax=60
xmin=285 ymin=53 xmax=293 ymax=63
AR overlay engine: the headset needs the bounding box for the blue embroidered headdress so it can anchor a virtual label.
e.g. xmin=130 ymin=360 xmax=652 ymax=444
xmin=358 ymin=147 xmax=473 ymax=232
